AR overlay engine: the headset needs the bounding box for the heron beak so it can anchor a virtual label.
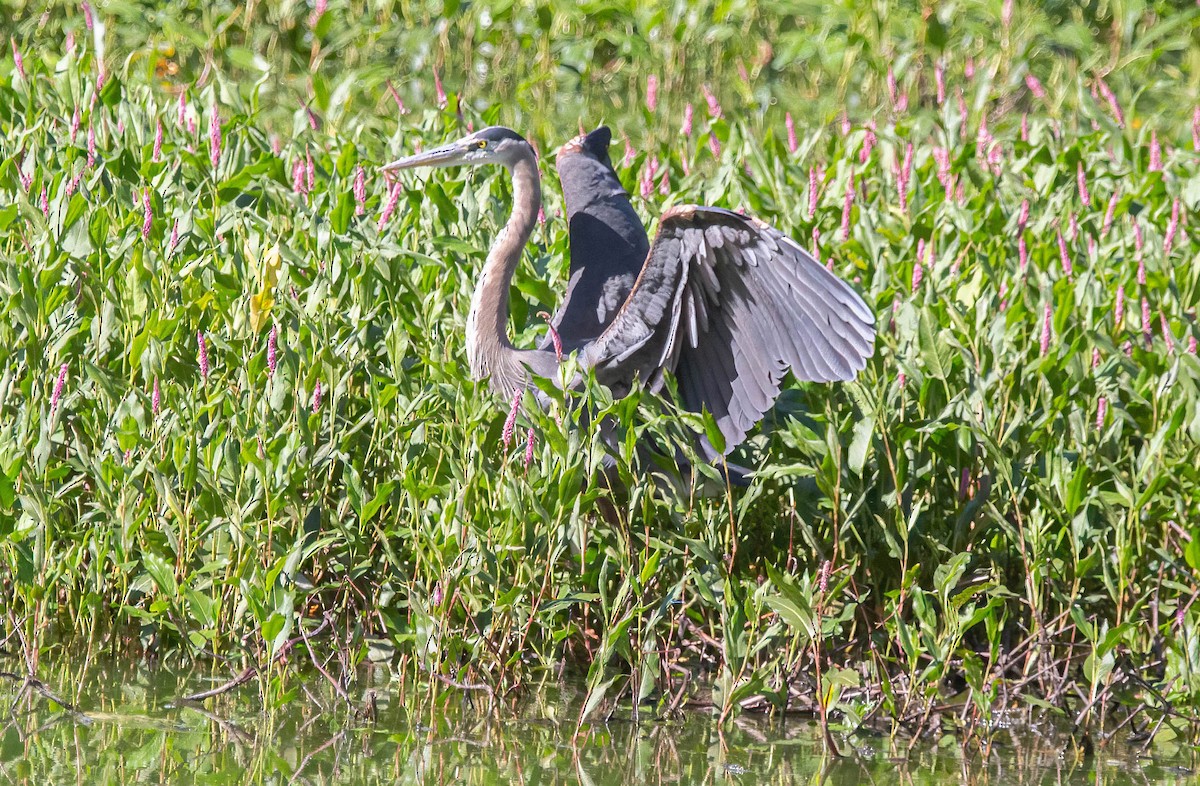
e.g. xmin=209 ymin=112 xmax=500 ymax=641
xmin=379 ymin=140 xmax=472 ymax=172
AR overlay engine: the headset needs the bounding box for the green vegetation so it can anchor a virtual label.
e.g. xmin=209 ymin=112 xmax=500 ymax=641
xmin=3 ymin=0 xmax=1200 ymax=747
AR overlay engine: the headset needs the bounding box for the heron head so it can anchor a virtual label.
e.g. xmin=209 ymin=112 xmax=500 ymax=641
xmin=380 ymin=126 xmax=531 ymax=173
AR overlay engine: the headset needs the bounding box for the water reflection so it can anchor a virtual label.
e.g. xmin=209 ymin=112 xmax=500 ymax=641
xmin=0 ymin=658 xmax=1195 ymax=785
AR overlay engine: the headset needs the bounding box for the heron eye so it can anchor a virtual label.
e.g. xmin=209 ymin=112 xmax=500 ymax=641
xmin=477 ymin=139 xmax=488 ymax=149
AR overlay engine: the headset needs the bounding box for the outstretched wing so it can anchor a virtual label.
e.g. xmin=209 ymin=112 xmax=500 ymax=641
xmin=545 ymin=126 xmax=649 ymax=351
xmin=580 ymin=206 xmax=875 ymax=455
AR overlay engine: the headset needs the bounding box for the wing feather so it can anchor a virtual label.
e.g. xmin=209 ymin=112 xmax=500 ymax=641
xmin=580 ymin=205 xmax=875 ymax=454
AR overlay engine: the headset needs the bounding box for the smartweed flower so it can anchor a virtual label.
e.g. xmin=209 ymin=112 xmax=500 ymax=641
xmin=267 ymin=325 xmax=278 ymax=376
xmin=377 ymin=182 xmax=401 ymax=230
xmin=1040 ymin=303 xmax=1052 ymax=356
xmin=1077 ymin=163 xmax=1090 ymax=207
xmin=1164 ymin=199 xmax=1180 ymax=257
xmin=177 ymin=91 xmax=187 ymax=127
xmin=912 ymin=246 xmax=924 ymax=292
xmin=292 ymin=158 xmax=306 ymax=194
xmin=818 ymin=560 xmax=830 ymax=593
xmin=1025 ymin=73 xmax=1045 ymax=99
xmin=1097 ymin=78 xmax=1124 ymax=127
xmin=1142 ymin=297 xmax=1152 ymax=348
xmin=11 ymin=39 xmax=25 ymax=81
xmin=702 ymin=84 xmax=722 ymax=119
xmin=539 ymin=312 xmax=563 ymax=362
xmin=1162 ymin=311 xmax=1175 ymax=356
xmin=66 ymin=30 xmax=75 ymax=54
xmin=645 ymin=75 xmax=658 ymax=112
xmin=168 ymin=219 xmax=180 ymax=256
xmin=82 ymin=1 xmax=94 ymax=29
xmin=1018 ymin=236 xmax=1028 ymax=272
xmin=1115 ymin=285 xmax=1125 ymax=326
xmin=1096 ymin=397 xmax=1107 ymax=429
xmin=965 ymin=57 xmax=975 ymax=79
xmin=1002 ymin=0 xmax=1014 ymax=26
xmin=1017 ymin=199 xmax=1030 ymax=232
xmin=840 ymin=111 xmax=850 ymax=136
xmin=957 ymin=91 xmax=968 ymax=129
xmin=502 ymin=388 xmax=522 ymax=449
xmin=898 ymin=372 xmax=906 ymax=388
xmin=353 ymin=165 xmax=366 ymax=215
xmin=658 ymin=168 xmax=669 ymax=196
xmin=622 ymin=135 xmax=634 ymax=167
xmin=1134 ymin=222 xmax=1144 ymax=262
xmin=708 ymin=134 xmax=720 ymax=158
xmin=1102 ymin=190 xmax=1119 ymax=238
xmin=785 ymin=112 xmax=797 ymax=153
xmin=1020 ymin=114 xmax=1029 ymax=142
xmin=70 ymin=107 xmax=80 ymax=142
xmin=197 ymin=331 xmax=209 ymax=380
xmin=153 ymin=119 xmax=163 ymax=162
xmin=999 ymin=281 xmax=1008 ymax=311
xmin=208 ymin=103 xmax=221 ymax=170
xmin=312 ymin=380 xmax=321 ymax=412
xmin=152 ymin=377 xmax=161 ymax=415
xmin=1092 ymin=347 xmax=1101 ymax=369
xmin=898 ymin=143 xmax=913 ymax=212
xmin=40 ymin=187 xmax=49 ymax=218
xmin=886 ymin=68 xmax=899 ymax=109
xmin=433 ymin=67 xmax=447 ymax=108
xmin=307 ymin=0 xmax=327 ymax=29
xmin=1193 ymin=107 xmax=1200 ymax=151
xmin=306 ymin=150 xmax=314 ymax=192
xmin=859 ymin=123 xmax=876 ymax=163
xmin=1137 ymin=257 xmax=1146 ymax=287
xmin=51 ymin=363 xmax=68 ymax=413
xmin=524 ymin=427 xmax=535 ymax=469
xmin=811 ymin=226 xmax=820 ymax=262
xmin=1148 ymin=130 xmax=1162 ymax=172
xmin=935 ymin=62 xmax=946 ymax=105
xmin=1123 ymin=340 xmax=1133 ymax=357
xmin=141 ymin=189 xmax=152 ymax=240
xmin=681 ymin=104 xmax=693 ymax=137
xmin=1188 ymin=335 xmax=1197 ymax=355
xmin=87 ymin=124 xmax=96 ymax=167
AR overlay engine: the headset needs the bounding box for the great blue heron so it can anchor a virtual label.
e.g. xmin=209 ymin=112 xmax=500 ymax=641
xmin=380 ymin=125 xmax=875 ymax=464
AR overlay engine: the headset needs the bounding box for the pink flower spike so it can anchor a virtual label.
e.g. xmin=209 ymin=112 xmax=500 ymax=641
xmin=208 ymin=103 xmax=221 ymax=170
xmin=1102 ymin=190 xmax=1119 ymax=238
xmin=1141 ymin=297 xmax=1152 ymax=348
xmin=153 ymin=119 xmax=163 ymax=162
xmin=305 ymin=150 xmax=315 ymax=192
xmin=267 ymin=325 xmax=278 ymax=376
xmin=1040 ymin=303 xmax=1053 ymax=357
xmin=811 ymin=226 xmax=820 ymax=262
xmin=658 ymin=168 xmax=669 ymax=196
xmin=1164 ymin=199 xmax=1180 ymax=257
xmin=353 ymin=165 xmax=366 ymax=215
xmin=169 ymin=219 xmax=180 ymax=256
xmin=1149 ymin=130 xmax=1162 ymax=172
xmin=859 ymin=123 xmax=876 ymax=164
xmin=40 ymin=187 xmax=49 ymax=218
xmin=1025 ymin=74 xmax=1045 ymax=99
xmin=177 ymin=91 xmax=187 ymax=127
xmin=1096 ymin=396 xmax=1107 ymax=429
xmin=840 ymin=172 xmax=854 ymax=242
xmin=66 ymin=30 xmax=74 ymax=54
xmin=935 ymin=62 xmax=946 ymax=106
xmin=840 ymin=111 xmax=851 ymax=136
xmin=197 ymin=331 xmax=209 ymax=380
xmin=957 ymin=91 xmax=968 ymax=129
xmin=1134 ymin=222 xmax=1145 ymax=258
xmin=1115 ymin=285 xmax=1125 ymax=327
xmin=152 ymin=377 xmax=161 ymax=415
xmin=1092 ymin=347 xmax=1101 ymax=369
xmin=1161 ymin=311 xmax=1174 ymax=355
xmin=1056 ymin=231 xmax=1072 ymax=278
xmin=1017 ymin=199 xmax=1030 ymax=232
xmin=307 ymin=0 xmax=327 ymax=30
xmin=965 ymin=58 xmax=975 ymax=79
xmin=1123 ymin=340 xmax=1133 ymax=357
xmin=87 ymin=124 xmax=96 ymax=168
xmin=82 ymin=1 xmax=94 ymax=29
xmin=502 ymin=388 xmax=522 ymax=450
xmin=1018 ymin=236 xmax=1028 ymax=271
xmin=708 ymin=134 xmax=721 ymax=158
xmin=1020 ymin=113 xmax=1029 ymax=142
xmin=524 ymin=427 xmax=535 ymax=469
xmin=1069 ymin=212 xmax=1079 ymax=241
xmin=646 ymin=75 xmax=658 ymax=112
xmin=1077 ymin=163 xmax=1090 ymax=207
xmin=681 ymin=104 xmax=693 ymax=137
xmin=312 ymin=380 xmax=322 ymax=412
xmin=702 ymin=84 xmax=722 ymax=119
xmin=1188 ymin=335 xmax=1197 ymax=354
xmin=141 ymin=189 xmax=152 ymax=240
xmin=622 ymin=135 xmax=634 ymax=167
xmin=433 ymin=66 xmax=447 ymax=109
xmin=1193 ymin=106 xmax=1200 ymax=151
xmin=886 ymin=68 xmax=899 ymax=108
xmin=377 ymin=182 xmax=401 ymax=231
xmin=1097 ymin=78 xmax=1124 ymax=127
xmin=70 ymin=107 xmax=81 ymax=142
xmin=51 ymin=363 xmax=68 ymax=413
xmin=11 ymin=39 xmax=25 ymax=81
xmin=785 ymin=112 xmax=798 ymax=153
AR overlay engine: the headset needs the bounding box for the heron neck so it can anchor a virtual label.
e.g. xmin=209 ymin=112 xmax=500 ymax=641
xmin=466 ymin=153 xmax=542 ymax=393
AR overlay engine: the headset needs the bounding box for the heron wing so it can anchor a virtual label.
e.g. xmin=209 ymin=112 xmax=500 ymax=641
xmin=581 ymin=206 xmax=875 ymax=454
xmin=544 ymin=126 xmax=649 ymax=351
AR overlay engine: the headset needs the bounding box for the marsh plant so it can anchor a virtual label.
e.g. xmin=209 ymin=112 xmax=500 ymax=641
xmin=2 ymin=0 xmax=1200 ymax=748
